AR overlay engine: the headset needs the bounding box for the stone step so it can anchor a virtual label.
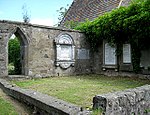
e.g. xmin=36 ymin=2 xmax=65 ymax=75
xmin=8 ymin=75 xmax=30 ymax=80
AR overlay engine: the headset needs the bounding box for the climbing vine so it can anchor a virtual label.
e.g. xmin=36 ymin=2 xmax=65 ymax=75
xmin=76 ymin=0 xmax=150 ymax=72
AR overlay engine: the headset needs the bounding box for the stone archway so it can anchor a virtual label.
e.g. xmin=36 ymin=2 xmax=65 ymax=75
xmin=7 ymin=27 xmax=29 ymax=75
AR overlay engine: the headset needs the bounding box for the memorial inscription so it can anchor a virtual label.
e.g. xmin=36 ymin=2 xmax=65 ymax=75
xmin=123 ymin=44 xmax=131 ymax=63
xmin=77 ymin=49 xmax=90 ymax=59
xmin=55 ymin=34 xmax=75 ymax=69
xmin=104 ymin=43 xmax=116 ymax=65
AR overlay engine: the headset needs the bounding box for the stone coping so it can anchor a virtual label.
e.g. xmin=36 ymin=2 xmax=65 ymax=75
xmin=0 ymin=20 xmax=82 ymax=33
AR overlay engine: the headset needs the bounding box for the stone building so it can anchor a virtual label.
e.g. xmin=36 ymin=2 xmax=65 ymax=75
xmin=0 ymin=0 xmax=150 ymax=78
xmin=60 ymin=0 xmax=131 ymax=27
xmin=0 ymin=20 xmax=150 ymax=77
xmin=59 ymin=0 xmax=150 ymax=76
xmin=0 ymin=20 xmax=150 ymax=78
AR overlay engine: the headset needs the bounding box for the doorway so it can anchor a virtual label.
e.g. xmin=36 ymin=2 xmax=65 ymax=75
xmin=8 ymin=34 xmax=21 ymax=75
xmin=8 ymin=27 xmax=28 ymax=75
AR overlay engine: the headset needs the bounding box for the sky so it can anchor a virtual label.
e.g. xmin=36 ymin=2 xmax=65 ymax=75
xmin=0 ymin=0 xmax=73 ymax=26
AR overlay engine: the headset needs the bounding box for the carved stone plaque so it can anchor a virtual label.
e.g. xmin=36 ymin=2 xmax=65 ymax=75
xmin=104 ymin=43 xmax=116 ymax=65
xmin=55 ymin=34 xmax=75 ymax=69
xmin=123 ymin=44 xmax=131 ymax=63
xmin=60 ymin=45 xmax=72 ymax=60
xmin=77 ymin=49 xmax=90 ymax=59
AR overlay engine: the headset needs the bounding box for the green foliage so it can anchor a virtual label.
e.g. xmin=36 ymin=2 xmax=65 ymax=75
xmin=92 ymin=108 xmax=103 ymax=115
xmin=8 ymin=37 xmax=21 ymax=75
xmin=56 ymin=4 xmax=69 ymax=26
xmin=76 ymin=0 xmax=150 ymax=72
xmin=64 ymin=20 xmax=80 ymax=29
xmin=22 ymin=4 xmax=30 ymax=23
xmin=8 ymin=63 xmax=15 ymax=75
xmin=56 ymin=4 xmax=80 ymax=29
xmin=144 ymin=109 xmax=150 ymax=113
xmin=0 ymin=97 xmax=18 ymax=115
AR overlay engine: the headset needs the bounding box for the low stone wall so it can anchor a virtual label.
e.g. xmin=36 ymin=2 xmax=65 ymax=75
xmin=100 ymin=71 xmax=150 ymax=80
xmin=93 ymin=85 xmax=150 ymax=115
xmin=0 ymin=79 xmax=90 ymax=115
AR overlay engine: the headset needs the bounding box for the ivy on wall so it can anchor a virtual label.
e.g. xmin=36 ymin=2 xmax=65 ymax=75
xmin=76 ymin=0 xmax=150 ymax=72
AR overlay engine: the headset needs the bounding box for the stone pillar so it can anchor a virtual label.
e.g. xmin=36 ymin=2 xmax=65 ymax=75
xmin=24 ymin=45 xmax=29 ymax=75
xmin=0 ymin=35 xmax=8 ymax=77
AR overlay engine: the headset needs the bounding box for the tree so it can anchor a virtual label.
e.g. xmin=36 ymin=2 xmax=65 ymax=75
xmin=22 ymin=4 xmax=31 ymax=23
xmin=56 ymin=4 xmax=80 ymax=29
xmin=63 ymin=20 xmax=80 ymax=29
xmin=56 ymin=4 xmax=69 ymax=26
xmin=8 ymin=37 xmax=21 ymax=74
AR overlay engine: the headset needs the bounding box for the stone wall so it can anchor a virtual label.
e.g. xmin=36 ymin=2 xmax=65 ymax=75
xmin=92 ymin=39 xmax=150 ymax=76
xmin=1 ymin=20 xmax=150 ymax=78
xmin=92 ymin=40 xmax=134 ymax=75
xmin=93 ymin=85 xmax=150 ymax=115
xmin=0 ymin=20 xmax=91 ymax=77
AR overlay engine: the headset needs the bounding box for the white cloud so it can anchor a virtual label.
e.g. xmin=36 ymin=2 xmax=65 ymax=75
xmin=30 ymin=18 xmax=54 ymax=26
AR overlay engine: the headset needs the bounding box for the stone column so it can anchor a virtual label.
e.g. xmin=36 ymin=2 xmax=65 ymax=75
xmin=0 ymin=35 xmax=8 ymax=77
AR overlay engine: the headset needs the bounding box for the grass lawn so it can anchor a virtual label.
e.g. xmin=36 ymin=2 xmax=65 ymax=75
xmin=0 ymin=91 xmax=18 ymax=115
xmin=12 ymin=75 xmax=150 ymax=109
xmin=0 ymin=88 xmax=33 ymax=115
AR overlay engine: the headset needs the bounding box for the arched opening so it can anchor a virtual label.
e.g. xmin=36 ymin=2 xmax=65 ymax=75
xmin=8 ymin=27 xmax=28 ymax=75
xmin=8 ymin=34 xmax=21 ymax=74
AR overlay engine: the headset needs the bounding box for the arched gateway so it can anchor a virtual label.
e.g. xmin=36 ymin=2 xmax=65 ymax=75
xmin=7 ymin=27 xmax=29 ymax=75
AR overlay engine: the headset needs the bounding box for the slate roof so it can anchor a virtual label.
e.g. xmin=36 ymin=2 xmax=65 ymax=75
xmin=60 ymin=0 xmax=131 ymax=27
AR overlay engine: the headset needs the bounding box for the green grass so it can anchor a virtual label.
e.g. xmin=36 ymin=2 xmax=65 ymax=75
xmin=0 ymin=97 xmax=18 ymax=115
xmin=12 ymin=75 xmax=150 ymax=109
